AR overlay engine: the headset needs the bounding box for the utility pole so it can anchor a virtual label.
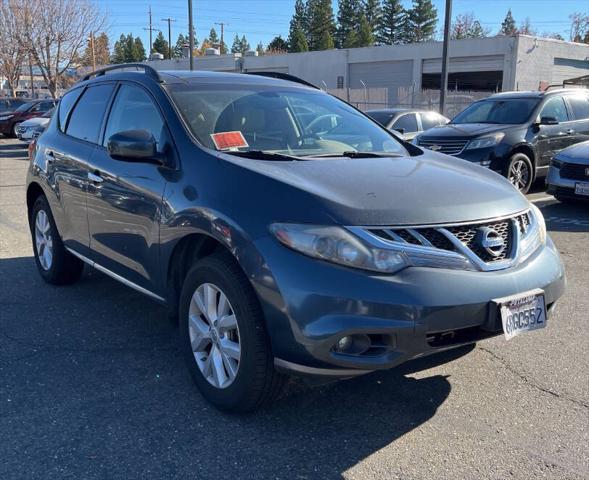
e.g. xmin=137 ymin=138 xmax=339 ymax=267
xmin=215 ymin=22 xmax=227 ymax=54
xmin=439 ymin=0 xmax=452 ymax=115
xmin=144 ymin=6 xmax=157 ymax=59
xmin=188 ymin=0 xmax=194 ymax=70
xmin=162 ymin=17 xmax=176 ymax=59
xmin=89 ymin=32 xmax=96 ymax=71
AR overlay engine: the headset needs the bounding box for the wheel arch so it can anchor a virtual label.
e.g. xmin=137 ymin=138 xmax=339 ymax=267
xmin=26 ymin=182 xmax=45 ymax=225
xmin=510 ymin=143 xmax=537 ymax=177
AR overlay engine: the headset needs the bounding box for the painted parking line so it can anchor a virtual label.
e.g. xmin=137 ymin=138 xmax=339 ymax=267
xmin=529 ymin=195 xmax=556 ymax=203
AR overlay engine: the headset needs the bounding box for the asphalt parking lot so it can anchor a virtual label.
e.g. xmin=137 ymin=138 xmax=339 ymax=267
xmin=0 ymin=137 xmax=587 ymax=480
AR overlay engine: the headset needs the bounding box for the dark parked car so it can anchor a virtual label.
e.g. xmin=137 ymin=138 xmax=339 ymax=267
xmin=0 ymin=98 xmax=57 ymax=137
xmin=547 ymin=140 xmax=589 ymax=202
xmin=366 ymin=108 xmax=449 ymax=140
xmin=26 ymin=65 xmax=565 ymax=412
xmin=415 ymin=89 xmax=589 ymax=193
xmin=0 ymin=97 xmax=28 ymax=113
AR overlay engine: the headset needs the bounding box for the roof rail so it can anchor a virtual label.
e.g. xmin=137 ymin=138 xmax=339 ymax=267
xmin=80 ymin=63 xmax=163 ymax=83
xmin=245 ymin=71 xmax=319 ymax=89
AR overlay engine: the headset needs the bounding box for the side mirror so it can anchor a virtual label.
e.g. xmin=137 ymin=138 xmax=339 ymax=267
xmin=107 ymin=129 xmax=161 ymax=163
xmin=394 ymin=127 xmax=405 ymax=134
xmin=539 ymin=116 xmax=558 ymax=126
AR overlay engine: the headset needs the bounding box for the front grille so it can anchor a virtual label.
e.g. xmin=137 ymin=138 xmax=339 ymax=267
xmin=560 ymin=162 xmax=589 ymax=181
xmin=417 ymin=137 xmax=469 ymax=155
xmin=366 ymin=212 xmax=531 ymax=265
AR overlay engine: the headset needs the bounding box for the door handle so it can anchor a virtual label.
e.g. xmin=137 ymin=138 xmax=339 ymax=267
xmin=87 ymin=171 xmax=104 ymax=183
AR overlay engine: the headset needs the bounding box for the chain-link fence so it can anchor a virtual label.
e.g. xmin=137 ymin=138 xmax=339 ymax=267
xmin=327 ymin=86 xmax=493 ymax=118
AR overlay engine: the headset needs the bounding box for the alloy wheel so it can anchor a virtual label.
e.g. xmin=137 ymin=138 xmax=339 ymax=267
xmin=188 ymin=283 xmax=241 ymax=389
xmin=34 ymin=209 xmax=53 ymax=270
xmin=508 ymin=160 xmax=530 ymax=191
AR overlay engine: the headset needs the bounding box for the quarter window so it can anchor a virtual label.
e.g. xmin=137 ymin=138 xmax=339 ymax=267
xmin=58 ymin=88 xmax=83 ymax=132
xmin=103 ymin=85 xmax=166 ymax=152
xmin=567 ymin=95 xmax=589 ymax=120
xmin=392 ymin=114 xmax=418 ymax=133
xmin=65 ymin=84 xmax=114 ymax=143
xmin=539 ymin=97 xmax=569 ymax=123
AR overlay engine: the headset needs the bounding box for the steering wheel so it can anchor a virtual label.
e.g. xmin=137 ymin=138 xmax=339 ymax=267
xmin=306 ymin=114 xmax=341 ymax=135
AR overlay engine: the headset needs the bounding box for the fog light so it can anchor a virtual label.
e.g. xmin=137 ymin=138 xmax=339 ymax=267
xmin=336 ymin=336 xmax=353 ymax=352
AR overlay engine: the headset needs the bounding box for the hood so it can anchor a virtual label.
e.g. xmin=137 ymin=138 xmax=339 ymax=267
xmin=422 ymin=123 xmax=518 ymax=139
xmin=221 ymin=152 xmax=529 ymax=226
xmin=556 ymin=140 xmax=589 ymax=164
xmin=20 ymin=117 xmax=49 ymax=128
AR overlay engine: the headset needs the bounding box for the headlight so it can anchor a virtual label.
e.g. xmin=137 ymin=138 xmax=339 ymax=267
xmin=518 ymin=204 xmax=546 ymax=263
xmin=33 ymin=125 xmax=46 ymax=133
xmin=0 ymin=115 xmax=14 ymax=121
xmin=550 ymin=157 xmax=563 ymax=168
xmin=270 ymin=224 xmax=409 ymax=273
xmin=465 ymin=132 xmax=505 ymax=150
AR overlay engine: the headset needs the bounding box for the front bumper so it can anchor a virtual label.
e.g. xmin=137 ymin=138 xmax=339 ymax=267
xmin=253 ymin=236 xmax=566 ymax=378
xmin=546 ymin=165 xmax=589 ymax=201
xmin=455 ymin=144 xmax=511 ymax=173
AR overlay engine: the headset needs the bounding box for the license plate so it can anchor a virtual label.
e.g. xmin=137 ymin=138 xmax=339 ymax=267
xmin=574 ymin=182 xmax=589 ymax=196
xmin=494 ymin=289 xmax=546 ymax=340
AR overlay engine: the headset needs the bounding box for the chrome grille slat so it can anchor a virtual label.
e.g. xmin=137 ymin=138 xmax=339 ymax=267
xmin=417 ymin=137 xmax=469 ymax=155
xmin=361 ymin=212 xmax=531 ymax=269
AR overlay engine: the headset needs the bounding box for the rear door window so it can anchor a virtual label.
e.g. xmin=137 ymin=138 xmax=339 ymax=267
xmin=65 ymin=84 xmax=115 ymax=143
xmin=566 ymin=95 xmax=589 ymax=120
xmin=391 ymin=114 xmax=418 ymax=133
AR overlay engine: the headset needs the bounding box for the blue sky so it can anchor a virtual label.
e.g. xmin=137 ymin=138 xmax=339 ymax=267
xmin=100 ymin=0 xmax=587 ymax=51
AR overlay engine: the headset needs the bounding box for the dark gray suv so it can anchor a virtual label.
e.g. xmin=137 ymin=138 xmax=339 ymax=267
xmin=26 ymin=65 xmax=566 ymax=411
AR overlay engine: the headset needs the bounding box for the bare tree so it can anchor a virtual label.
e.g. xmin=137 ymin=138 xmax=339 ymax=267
xmin=569 ymin=12 xmax=589 ymax=43
xmin=0 ymin=1 xmax=26 ymax=95
xmin=12 ymin=0 xmax=107 ymax=98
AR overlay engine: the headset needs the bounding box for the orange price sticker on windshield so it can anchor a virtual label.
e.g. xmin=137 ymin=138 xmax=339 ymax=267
xmin=211 ymin=131 xmax=249 ymax=151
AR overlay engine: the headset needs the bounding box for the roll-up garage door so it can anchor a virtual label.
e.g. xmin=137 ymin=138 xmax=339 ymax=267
xmin=422 ymin=55 xmax=504 ymax=73
xmin=349 ymin=60 xmax=413 ymax=103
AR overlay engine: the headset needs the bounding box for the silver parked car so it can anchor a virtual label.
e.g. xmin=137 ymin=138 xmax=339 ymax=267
xmin=16 ymin=107 xmax=54 ymax=144
xmin=366 ymin=108 xmax=449 ymax=140
xmin=547 ymin=140 xmax=589 ymax=202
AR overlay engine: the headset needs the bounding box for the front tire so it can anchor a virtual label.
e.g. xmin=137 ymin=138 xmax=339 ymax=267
xmin=10 ymin=122 xmax=21 ymax=138
xmin=505 ymin=153 xmax=533 ymax=194
xmin=31 ymin=195 xmax=84 ymax=285
xmin=179 ymin=251 xmax=284 ymax=412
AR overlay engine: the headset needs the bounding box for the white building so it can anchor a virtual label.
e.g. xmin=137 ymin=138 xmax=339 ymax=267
xmin=145 ymin=35 xmax=589 ymax=114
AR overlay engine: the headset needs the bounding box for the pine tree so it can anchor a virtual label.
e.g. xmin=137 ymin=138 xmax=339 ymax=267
xmin=356 ymin=13 xmax=374 ymax=47
xmin=308 ymin=0 xmax=336 ymax=50
xmin=469 ymin=20 xmax=487 ymax=38
xmin=208 ymin=27 xmax=219 ymax=46
xmin=256 ymin=41 xmax=265 ymax=55
xmin=133 ymin=37 xmax=146 ymax=61
xmin=289 ymin=25 xmax=309 ymax=52
xmin=288 ymin=0 xmax=309 ymax=48
xmin=378 ymin=0 xmax=406 ymax=45
xmin=406 ymin=0 xmax=437 ymax=43
xmin=240 ymin=35 xmax=251 ymax=53
xmin=152 ymin=31 xmax=170 ymax=59
xmin=364 ymin=0 xmax=382 ymax=38
xmin=500 ymin=9 xmax=517 ymax=36
xmin=112 ymin=34 xmax=127 ymax=64
xmin=231 ymin=34 xmax=241 ymax=53
xmin=267 ymin=35 xmax=289 ymax=53
xmin=451 ymin=13 xmax=489 ymax=39
xmin=82 ymin=32 xmax=110 ymax=66
xmin=336 ymin=0 xmax=361 ymax=49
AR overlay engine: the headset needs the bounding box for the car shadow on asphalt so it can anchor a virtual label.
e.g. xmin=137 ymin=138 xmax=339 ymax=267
xmin=538 ymin=201 xmax=589 ymax=233
xmin=0 ymin=141 xmax=28 ymax=159
xmin=0 ymin=255 xmax=466 ymax=479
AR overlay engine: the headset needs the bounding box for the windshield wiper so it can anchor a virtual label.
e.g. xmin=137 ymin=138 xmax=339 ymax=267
xmin=303 ymin=151 xmax=401 ymax=159
xmin=223 ymin=150 xmax=303 ymax=161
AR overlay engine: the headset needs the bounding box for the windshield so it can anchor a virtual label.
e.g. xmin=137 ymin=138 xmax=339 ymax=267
xmin=15 ymin=102 xmax=35 ymax=113
xmin=166 ymin=83 xmax=407 ymax=158
xmin=42 ymin=107 xmax=55 ymax=118
xmin=451 ymin=98 xmax=540 ymax=125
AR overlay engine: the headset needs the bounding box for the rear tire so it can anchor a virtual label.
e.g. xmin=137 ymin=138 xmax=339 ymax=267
xmin=179 ymin=251 xmax=285 ymax=412
xmin=504 ymin=153 xmax=533 ymax=194
xmin=31 ymin=195 xmax=84 ymax=285
xmin=10 ymin=122 xmax=21 ymax=138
